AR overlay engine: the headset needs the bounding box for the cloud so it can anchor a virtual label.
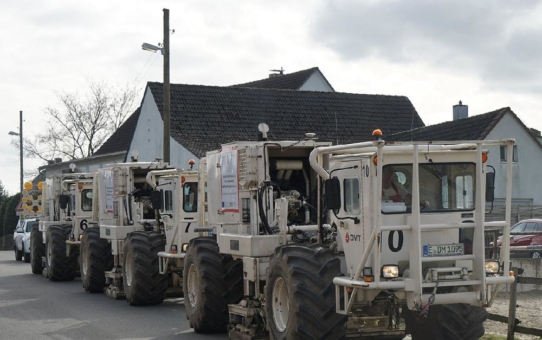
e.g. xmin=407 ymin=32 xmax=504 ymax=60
xmin=312 ymin=0 xmax=542 ymax=94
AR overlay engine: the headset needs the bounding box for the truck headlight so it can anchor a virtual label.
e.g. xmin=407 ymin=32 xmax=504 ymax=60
xmin=485 ymin=260 xmax=499 ymax=274
xmin=181 ymin=243 xmax=189 ymax=252
xmin=382 ymin=265 xmax=399 ymax=278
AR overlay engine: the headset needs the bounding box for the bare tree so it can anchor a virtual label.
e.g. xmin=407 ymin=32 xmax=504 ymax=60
xmin=22 ymin=79 xmax=139 ymax=162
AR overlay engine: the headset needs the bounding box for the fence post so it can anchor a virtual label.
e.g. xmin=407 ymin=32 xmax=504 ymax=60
xmin=507 ymin=268 xmax=518 ymax=340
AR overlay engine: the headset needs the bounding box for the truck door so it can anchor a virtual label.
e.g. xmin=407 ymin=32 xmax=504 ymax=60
xmin=159 ymin=176 xmax=200 ymax=252
xmin=330 ymin=160 xmax=365 ymax=269
xmin=158 ymin=178 xmax=176 ymax=244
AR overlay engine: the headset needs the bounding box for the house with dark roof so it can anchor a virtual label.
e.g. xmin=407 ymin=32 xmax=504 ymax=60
xmin=125 ymin=82 xmax=422 ymax=169
xmin=231 ymin=67 xmax=334 ymax=92
xmin=387 ymin=103 xmax=542 ymax=206
xmin=41 ymin=67 xmax=424 ymax=178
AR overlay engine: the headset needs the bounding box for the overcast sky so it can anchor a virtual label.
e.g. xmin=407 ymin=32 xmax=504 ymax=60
xmin=1 ymin=0 xmax=541 ymax=195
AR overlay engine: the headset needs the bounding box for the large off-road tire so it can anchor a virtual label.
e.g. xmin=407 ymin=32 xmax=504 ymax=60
xmin=30 ymin=226 xmax=44 ymax=274
xmin=183 ymin=237 xmax=243 ymax=333
xmin=403 ymin=303 xmax=488 ymax=340
xmin=81 ymin=228 xmax=113 ymax=293
xmin=122 ymin=231 xmax=168 ymax=306
xmin=46 ymin=225 xmax=78 ymax=281
xmin=265 ymin=245 xmax=346 ymax=340
xmin=14 ymin=245 xmax=23 ymax=261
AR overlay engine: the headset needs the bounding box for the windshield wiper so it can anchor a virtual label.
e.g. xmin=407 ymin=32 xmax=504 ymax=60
xmin=428 ymin=159 xmax=443 ymax=181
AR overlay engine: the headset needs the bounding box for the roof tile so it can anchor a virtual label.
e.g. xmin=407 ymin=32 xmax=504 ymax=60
xmin=93 ymin=107 xmax=141 ymax=157
xmin=149 ymin=83 xmax=424 ymax=158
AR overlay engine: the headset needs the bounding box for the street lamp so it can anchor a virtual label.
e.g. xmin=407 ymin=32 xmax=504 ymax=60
xmin=141 ymin=8 xmax=171 ymax=164
xmin=142 ymin=43 xmax=164 ymax=55
xmin=8 ymin=111 xmax=23 ymax=193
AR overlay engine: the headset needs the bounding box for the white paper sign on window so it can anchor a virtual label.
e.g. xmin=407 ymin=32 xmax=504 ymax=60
xmin=220 ymin=146 xmax=239 ymax=212
xmin=104 ymin=169 xmax=114 ymax=213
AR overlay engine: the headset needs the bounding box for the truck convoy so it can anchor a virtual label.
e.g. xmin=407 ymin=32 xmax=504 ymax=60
xmin=180 ymin=132 xmax=514 ymax=340
xmin=21 ymin=128 xmax=515 ymax=340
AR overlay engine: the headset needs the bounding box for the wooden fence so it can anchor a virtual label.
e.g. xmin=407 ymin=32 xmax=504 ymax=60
xmin=487 ymin=269 xmax=542 ymax=339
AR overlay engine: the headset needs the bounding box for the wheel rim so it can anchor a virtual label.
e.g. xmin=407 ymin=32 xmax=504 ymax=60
xmin=272 ymin=276 xmax=289 ymax=332
xmin=187 ymin=263 xmax=199 ymax=309
xmin=125 ymin=251 xmax=133 ymax=287
xmin=82 ymin=242 xmax=88 ymax=276
xmin=533 ymin=252 xmax=541 ymax=259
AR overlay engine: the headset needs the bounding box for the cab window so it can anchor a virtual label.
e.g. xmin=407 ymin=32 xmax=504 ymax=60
xmin=81 ymin=189 xmax=93 ymax=211
xmin=163 ymin=190 xmax=173 ymax=212
xmin=183 ymin=183 xmax=198 ymax=213
xmin=344 ymin=178 xmax=360 ymax=214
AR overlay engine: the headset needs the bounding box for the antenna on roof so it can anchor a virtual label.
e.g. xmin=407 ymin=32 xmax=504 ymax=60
xmin=258 ymin=123 xmax=269 ymax=141
xmin=269 ymin=67 xmax=285 ymax=78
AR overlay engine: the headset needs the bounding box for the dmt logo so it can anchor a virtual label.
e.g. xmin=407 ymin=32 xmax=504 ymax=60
xmin=346 ymin=232 xmax=361 ymax=243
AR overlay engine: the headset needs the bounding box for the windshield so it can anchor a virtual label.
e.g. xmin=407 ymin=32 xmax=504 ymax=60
xmin=25 ymin=221 xmax=38 ymax=233
xmin=382 ymin=163 xmax=476 ymax=214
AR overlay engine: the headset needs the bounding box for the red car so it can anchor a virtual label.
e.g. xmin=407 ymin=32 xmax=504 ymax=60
xmin=495 ymin=219 xmax=542 ymax=258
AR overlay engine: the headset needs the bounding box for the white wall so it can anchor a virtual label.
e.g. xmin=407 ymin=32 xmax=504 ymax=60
xmin=129 ymin=88 xmax=200 ymax=169
xmin=299 ymin=71 xmax=334 ymax=92
xmin=129 ymin=88 xmax=164 ymax=163
xmin=486 ymin=112 xmax=542 ymax=205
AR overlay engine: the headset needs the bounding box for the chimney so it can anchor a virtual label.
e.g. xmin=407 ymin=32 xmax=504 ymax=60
xmin=54 ymin=157 xmax=63 ymax=164
xmin=269 ymin=67 xmax=285 ymax=78
xmin=47 ymin=160 xmax=54 ymax=165
xmin=453 ymin=100 xmax=468 ymax=120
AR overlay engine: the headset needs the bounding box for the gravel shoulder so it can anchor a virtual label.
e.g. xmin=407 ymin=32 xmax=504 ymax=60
xmin=485 ymin=290 xmax=542 ymax=339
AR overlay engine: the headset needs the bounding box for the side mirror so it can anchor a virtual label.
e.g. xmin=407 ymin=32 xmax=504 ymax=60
xmin=486 ymin=172 xmax=495 ymax=202
xmin=59 ymin=195 xmax=70 ymax=210
xmin=16 ymin=227 xmax=24 ymax=233
xmin=324 ymin=177 xmax=341 ymax=210
xmin=151 ymin=190 xmax=163 ymax=210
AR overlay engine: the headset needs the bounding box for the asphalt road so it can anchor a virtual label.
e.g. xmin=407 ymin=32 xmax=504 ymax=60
xmin=0 ymin=251 xmax=227 ymax=340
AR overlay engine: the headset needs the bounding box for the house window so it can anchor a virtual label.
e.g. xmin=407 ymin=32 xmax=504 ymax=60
xmin=500 ymin=145 xmax=518 ymax=162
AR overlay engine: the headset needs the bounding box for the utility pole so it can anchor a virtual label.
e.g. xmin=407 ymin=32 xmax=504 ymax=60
xmin=163 ymin=8 xmax=171 ymax=163
xmin=19 ymin=110 xmax=23 ymax=193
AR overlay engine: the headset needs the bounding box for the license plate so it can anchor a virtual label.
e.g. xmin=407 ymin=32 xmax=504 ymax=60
xmin=423 ymin=243 xmax=464 ymax=257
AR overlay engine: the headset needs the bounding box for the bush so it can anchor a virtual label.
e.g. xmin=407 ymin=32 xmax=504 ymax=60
xmin=2 ymin=193 xmax=21 ymax=237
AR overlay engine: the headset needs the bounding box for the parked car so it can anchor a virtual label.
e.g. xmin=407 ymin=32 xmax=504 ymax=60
xmin=13 ymin=218 xmax=39 ymax=263
xmin=495 ymin=219 xmax=542 ymax=258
